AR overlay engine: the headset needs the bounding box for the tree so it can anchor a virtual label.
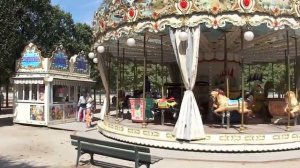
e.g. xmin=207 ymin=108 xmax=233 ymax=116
xmin=0 ymin=0 xmax=94 ymax=87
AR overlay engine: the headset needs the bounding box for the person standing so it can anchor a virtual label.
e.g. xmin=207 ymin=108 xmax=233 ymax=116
xmin=77 ymin=93 xmax=86 ymax=122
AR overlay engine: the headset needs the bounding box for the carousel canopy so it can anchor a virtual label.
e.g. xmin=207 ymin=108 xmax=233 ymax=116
xmin=92 ymin=0 xmax=300 ymax=64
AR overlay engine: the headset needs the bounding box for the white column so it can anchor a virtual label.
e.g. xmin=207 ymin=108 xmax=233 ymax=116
xmin=208 ymin=62 xmax=213 ymax=121
xmin=44 ymin=81 xmax=51 ymax=125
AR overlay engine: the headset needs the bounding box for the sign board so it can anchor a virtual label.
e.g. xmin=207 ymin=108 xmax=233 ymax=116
xmin=19 ymin=43 xmax=43 ymax=70
xmin=129 ymin=98 xmax=145 ymax=122
xmin=74 ymin=53 xmax=89 ymax=74
xmin=51 ymin=46 xmax=69 ymax=70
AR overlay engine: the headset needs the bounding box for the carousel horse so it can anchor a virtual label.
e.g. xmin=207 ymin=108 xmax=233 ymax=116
xmin=284 ymin=91 xmax=300 ymax=118
xmin=210 ymin=89 xmax=253 ymax=116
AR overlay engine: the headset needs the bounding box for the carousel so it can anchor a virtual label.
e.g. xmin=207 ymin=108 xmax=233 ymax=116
xmin=91 ymin=0 xmax=300 ymax=152
xmin=12 ymin=43 xmax=95 ymax=126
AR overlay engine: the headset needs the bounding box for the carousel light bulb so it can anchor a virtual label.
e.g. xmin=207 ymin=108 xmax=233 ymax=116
xmin=97 ymin=46 xmax=105 ymax=53
xmin=127 ymin=38 xmax=136 ymax=47
xmin=244 ymin=31 xmax=254 ymax=41
xmin=93 ymin=57 xmax=98 ymax=64
xmin=88 ymin=52 xmax=95 ymax=59
xmin=179 ymin=31 xmax=188 ymax=41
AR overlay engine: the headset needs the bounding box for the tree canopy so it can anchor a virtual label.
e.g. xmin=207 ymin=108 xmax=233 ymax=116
xmin=0 ymin=0 xmax=93 ymax=86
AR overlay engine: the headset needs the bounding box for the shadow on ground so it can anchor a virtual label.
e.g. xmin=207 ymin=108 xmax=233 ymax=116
xmin=79 ymin=160 xmax=131 ymax=168
xmin=0 ymin=156 xmax=48 ymax=168
xmin=0 ymin=117 xmax=13 ymax=127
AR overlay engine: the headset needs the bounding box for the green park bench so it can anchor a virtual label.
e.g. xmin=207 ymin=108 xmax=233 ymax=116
xmin=70 ymin=134 xmax=162 ymax=168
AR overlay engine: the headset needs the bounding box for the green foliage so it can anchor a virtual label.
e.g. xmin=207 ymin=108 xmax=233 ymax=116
xmin=0 ymin=0 xmax=93 ymax=86
xmin=97 ymin=54 xmax=170 ymax=93
xmin=243 ymin=62 xmax=294 ymax=95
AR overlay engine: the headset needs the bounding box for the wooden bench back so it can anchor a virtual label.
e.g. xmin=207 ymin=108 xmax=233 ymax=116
xmin=71 ymin=134 xmax=162 ymax=165
xmin=268 ymin=99 xmax=286 ymax=117
xmin=70 ymin=134 xmax=150 ymax=153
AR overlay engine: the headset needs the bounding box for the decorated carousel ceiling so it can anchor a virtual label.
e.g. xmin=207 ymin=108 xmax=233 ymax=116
xmin=93 ymin=0 xmax=300 ymax=64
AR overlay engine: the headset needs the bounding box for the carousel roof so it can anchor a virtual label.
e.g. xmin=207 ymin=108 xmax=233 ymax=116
xmin=92 ymin=0 xmax=300 ymax=64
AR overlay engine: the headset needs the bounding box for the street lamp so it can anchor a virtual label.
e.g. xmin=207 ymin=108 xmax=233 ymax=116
xmin=127 ymin=38 xmax=136 ymax=47
xmin=244 ymin=30 xmax=254 ymax=41
xmin=88 ymin=52 xmax=95 ymax=59
xmin=240 ymin=28 xmax=254 ymax=133
xmin=89 ymin=45 xmax=105 ymax=63
xmin=97 ymin=46 xmax=105 ymax=53
xmin=93 ymin=57 xmax=98 ymax=63
xmin=179 ymin=31 xmax=188 ymax=41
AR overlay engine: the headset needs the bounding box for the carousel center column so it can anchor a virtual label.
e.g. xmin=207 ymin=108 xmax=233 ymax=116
xmin=44 ymin=58 xmax=52 ymax=124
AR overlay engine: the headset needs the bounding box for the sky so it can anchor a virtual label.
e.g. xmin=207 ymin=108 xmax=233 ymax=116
xmin=51 ymin=0 xmax=103 ymax=25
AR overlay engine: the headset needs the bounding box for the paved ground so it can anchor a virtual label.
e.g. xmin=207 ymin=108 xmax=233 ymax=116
xmin=2 ymin=111 xmax=300 ymax=168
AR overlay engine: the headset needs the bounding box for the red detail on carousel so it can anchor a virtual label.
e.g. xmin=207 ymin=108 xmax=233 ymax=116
xmin=129 ymin=9 xmax=135 ymax=18
xmin=179 ymin=0 xmax=188 ymax=9
xmin=212 ymin=6 xmax=218 ymax=12
xmin=153 ymin=12 xmax=158 ymax=19
xmin=213 ymin=20 xmax=218 ymax=25
xmin=153 ymin=23 xmax=158 ymax=30
xmin=243 ymin=0 xmax=250 ymax=7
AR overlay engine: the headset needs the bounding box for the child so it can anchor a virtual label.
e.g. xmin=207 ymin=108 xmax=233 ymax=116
xmin=85 ymin=93 xmax=94 ymax=128
xmin=85 ymin=103 xmax=92 ymax=128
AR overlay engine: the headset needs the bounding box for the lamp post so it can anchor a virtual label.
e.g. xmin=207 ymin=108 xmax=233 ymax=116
xmin=240 ymin=28 xmax=254 ymax=133
xmin=89 ymin=45 xmax=105 ymax=118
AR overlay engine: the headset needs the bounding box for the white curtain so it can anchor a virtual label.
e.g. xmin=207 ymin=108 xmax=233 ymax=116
xmin=170 ymin=26 xmax=205 ymax=140
xmin=97 ymin=54 xmax=109 ymax=120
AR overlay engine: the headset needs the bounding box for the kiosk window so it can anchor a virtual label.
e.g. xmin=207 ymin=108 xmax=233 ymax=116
xmin=39 ymin=84 xmax=45 ymax=101
xmin=17 ymin=84 xmax=42 ymax=102
xmin=32 ymin=84 xmax=37 ymax=100
xmin=24 ymin=84 xmax=30 ymax=100
xmin=53 ymin=85 xmax=68 ymax=103
xmin=17 ymin=85 xmax=23 ymax=100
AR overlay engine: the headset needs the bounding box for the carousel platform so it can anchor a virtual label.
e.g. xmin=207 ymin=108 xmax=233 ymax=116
xmin=98 ymin=115 xmax=300 ymax=152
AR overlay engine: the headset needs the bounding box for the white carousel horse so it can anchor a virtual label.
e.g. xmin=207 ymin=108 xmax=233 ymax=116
xmin=210 ymin=89 xmax=253 ymax=115
xmin=284 ymin=91 xmax=300 ymax=118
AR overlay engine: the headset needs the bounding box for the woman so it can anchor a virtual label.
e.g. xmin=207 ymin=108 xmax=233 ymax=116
xmin=77 ymin=93 xmax=86 ymax=122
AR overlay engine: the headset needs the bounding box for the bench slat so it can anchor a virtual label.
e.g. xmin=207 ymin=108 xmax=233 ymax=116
xmin=71 ymin=135 xmax=150 ymax=153
xmin=78 ymin=142 xmax=154 ymax=163
xmin=81 ymin=142 xmax=138 ymax=162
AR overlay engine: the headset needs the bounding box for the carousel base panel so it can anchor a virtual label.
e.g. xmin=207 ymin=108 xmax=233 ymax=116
xmin=13 ymin=119 xmax=47 ymax=126
xmin=13 ymin=118 xmax=76 ymax=126
xmin=98 ymin=117 xmax=300 ymax=152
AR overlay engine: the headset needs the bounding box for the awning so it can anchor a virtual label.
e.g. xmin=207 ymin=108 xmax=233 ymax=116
xmin=13 ymin=79 xmax=44 ymax=84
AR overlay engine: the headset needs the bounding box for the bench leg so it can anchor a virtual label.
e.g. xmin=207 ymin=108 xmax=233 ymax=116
xmin=146 ymin=164 xmax=150 ymax=168
xmin=134 ymin=147 xmax=139 ymax=168
xmin=89 ymin=153 xmax=94 ymax=164
xmin=76 ymin=149 xmax=81 ymax=167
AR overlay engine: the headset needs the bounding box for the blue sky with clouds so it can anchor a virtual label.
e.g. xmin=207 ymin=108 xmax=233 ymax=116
xmin=51 ymin=0 xmax=103 ymax=24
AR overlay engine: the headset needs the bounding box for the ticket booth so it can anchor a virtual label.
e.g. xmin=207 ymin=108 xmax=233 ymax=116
xmin=12 ymin=43 xmax=94 ymax=126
